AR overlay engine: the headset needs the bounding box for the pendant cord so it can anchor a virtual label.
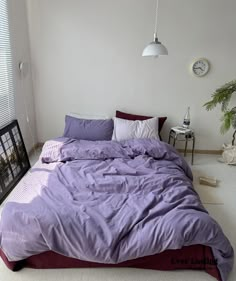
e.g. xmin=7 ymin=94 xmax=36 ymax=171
xmin=154 ymin=0 xmax=159 ymax=34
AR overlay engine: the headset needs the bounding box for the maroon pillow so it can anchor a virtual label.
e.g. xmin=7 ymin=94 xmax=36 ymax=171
xmin=116 ymin=110 xmax=167 ymax=134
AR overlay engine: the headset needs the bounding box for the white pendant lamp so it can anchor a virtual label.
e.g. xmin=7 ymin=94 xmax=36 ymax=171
xmin=142 ymin=0 xmax=168 ymax=57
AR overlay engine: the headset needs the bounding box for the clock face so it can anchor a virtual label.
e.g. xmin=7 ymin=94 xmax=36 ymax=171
xmin=192 ymin=59 xmax=210 ymax=77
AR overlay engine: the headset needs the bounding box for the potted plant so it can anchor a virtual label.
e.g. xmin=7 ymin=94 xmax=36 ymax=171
xmin=204 ymin=80 xmax=236 ymax=145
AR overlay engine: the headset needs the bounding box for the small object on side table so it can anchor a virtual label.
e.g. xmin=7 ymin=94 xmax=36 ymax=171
xmin=168 ymin=126 xmax=195 ymax=165
xmin=183 ymin=106 xmax=191 ymax=128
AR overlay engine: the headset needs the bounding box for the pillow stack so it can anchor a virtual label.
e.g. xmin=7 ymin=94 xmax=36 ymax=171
xmin=112 ymin=117 xmax=159 ymax=141
xmin=62 ymin=111 xmax=167 ymax=142
xmin=116 ymin=110 xmax=167 ymax=135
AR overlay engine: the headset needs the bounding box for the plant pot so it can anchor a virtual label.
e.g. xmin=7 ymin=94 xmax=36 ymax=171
xmin=222 ymin=144 xmax=236 ymax=165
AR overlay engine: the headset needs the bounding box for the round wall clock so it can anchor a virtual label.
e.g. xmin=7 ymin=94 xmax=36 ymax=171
xmin=191 ymin=58 xmax=210 ymax=77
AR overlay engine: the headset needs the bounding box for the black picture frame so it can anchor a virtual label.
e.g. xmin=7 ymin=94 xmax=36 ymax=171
xmin=0 ymin=120 xmax=30 ymax=204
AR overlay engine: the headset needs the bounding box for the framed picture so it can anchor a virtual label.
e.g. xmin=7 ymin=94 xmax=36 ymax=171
xmin=0 ymin=120 xmax=30 ymax=204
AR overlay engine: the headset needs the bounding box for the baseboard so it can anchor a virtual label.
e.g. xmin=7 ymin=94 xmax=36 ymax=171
xmin=36 ymin=142 xmax=44 ymax=149
xmin=29 ymin=143 xmax=222 ymax=156
xmin=28 ymin=143 xmax=44 ymax=157
xmin=178 ymin=149 xmax=222 ymax=155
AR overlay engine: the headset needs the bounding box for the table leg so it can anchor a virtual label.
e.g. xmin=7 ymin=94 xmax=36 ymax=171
xmin=184 ymin=137 xmax=188 ymax=156
xmin=192 ymin=136 xmax=195 ymax=165
xmin=173 ymin=134 xmax=177 ymax=147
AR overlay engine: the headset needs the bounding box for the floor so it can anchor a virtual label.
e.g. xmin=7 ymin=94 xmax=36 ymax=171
xmin=0 ymin=152 xmax=235 ymax=281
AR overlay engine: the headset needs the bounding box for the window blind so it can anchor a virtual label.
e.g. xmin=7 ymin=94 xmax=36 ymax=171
xmin=0 ymin=0 xmax=14 ymax=128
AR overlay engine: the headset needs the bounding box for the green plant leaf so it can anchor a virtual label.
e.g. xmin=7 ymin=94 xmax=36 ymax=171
xmin=203 ymin=80 xmax=236 ymax=133
xmin=203 ymin=100 xmax=216 ymax=111
xmin=220 ymin=111 xmax=234 ymax=134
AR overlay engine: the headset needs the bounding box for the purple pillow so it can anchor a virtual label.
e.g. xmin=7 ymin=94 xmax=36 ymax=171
xmin=63 ymin=115 xmax=114 ymax=141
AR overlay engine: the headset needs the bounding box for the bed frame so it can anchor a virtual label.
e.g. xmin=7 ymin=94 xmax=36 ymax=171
xmin=0 ymin=120 xmax=30 ymax=204
xmin=0 ymin=245 xmax=221 ymax=280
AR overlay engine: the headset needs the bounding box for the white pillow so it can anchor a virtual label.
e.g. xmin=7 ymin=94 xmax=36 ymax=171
xmin=112 ymin=117 xmax=159 ymax=141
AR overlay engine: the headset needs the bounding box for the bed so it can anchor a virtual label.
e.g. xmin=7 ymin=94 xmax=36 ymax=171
xmin=0 ymin=114 xmax=234 ymax=281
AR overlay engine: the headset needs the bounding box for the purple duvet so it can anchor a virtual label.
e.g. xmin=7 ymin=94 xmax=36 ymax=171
xmin=0 ymin=138 xmax=234 ymax=280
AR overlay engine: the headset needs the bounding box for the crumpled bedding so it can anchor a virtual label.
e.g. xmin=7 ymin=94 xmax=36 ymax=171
xmin=0 ymin=138 xmax=234 ymax=281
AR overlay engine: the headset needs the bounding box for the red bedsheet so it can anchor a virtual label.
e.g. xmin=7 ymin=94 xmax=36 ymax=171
xmin=0 ymin=245 xmax=221 ymax=280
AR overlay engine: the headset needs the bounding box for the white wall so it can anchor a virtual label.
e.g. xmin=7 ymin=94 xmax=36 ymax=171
xmin=8 ymin=0 xmax=37 ymax=152
xmin=26 ymin=0 xmax=236 ymax=150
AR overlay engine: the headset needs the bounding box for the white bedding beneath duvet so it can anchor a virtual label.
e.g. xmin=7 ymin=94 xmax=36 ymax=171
xmin=0 ymin=160 xmax=59 ymax=219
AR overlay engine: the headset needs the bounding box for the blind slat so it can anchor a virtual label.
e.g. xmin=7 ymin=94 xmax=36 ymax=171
xmin=0 ymin=0 xmax=15 ymax=128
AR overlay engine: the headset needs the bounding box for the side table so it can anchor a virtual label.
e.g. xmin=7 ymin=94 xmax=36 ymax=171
xmin=168 ymin=127 xmax=195 ymax=165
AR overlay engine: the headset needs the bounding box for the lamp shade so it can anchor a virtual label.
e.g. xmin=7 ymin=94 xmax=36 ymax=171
xmin=142 ymin=38 xmax=168 ymax=57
